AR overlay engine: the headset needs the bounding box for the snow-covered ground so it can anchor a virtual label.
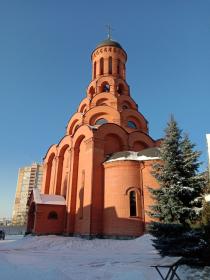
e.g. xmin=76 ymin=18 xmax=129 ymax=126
xmin=0 ymin=234 xmax=209 ymax=279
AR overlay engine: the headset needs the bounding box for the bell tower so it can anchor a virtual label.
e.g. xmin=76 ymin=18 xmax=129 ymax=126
xmin=81 ymin=37 xmax=148 ymax=135
xmin=91 ymin=39 xmax=127 ymax=81
xmin=65 ymin=36 xmax=150 ymax=136
xmin=88 ymin=38 xmax=129 ymax=99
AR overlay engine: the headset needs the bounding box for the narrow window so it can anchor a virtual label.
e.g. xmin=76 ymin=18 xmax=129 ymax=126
xmin=117 ymin=86 xmax=122 ymax=94
xmin=117 ymin=84 xmax=124 ymax=94
xmin=122 ymin=64 xmax=125 ymax=77
xmin=93 ymin=62 xmax=96 ymax=79
xmin=100 ymin=58 xmax=104 ymax=75
xmin=103 ymin=83 xmax=110 ymax=92
xmin=48 ymin=211 xmax=58 ymax=220
xmin=128 ymin=121 xmax=137 ymax=129
xmin=130 ymin=191 xmax=137 ymax=217
xmin=108 ymin=56 xmax=112 ymax=74
xmin=117 ymin=59 xmax=120 ymax=74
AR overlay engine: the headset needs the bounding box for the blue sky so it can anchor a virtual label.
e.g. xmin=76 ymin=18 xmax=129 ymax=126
xmin=0 ymin=0 xmax=210 ymax=218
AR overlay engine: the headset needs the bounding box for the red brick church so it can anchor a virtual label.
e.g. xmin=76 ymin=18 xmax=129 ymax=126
xmin=27 ymin=37 xmax=161 ymax=238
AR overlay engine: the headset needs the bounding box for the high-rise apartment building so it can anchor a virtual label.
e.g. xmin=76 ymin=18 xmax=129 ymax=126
xmin=12 ymin=163 xmax=43 ymax=225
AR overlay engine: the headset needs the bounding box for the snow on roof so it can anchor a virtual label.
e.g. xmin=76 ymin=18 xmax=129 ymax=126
xmin=88 ymin=125 xmax=98 ymax=130
xmin=33 ymin=188 xmax=66 ymax=205
xmin=40 ymin=194 xmax=66 ymax=205
xmin=106 ymin=154 xmax=159 ymax=163
xmin=105 ymin=148 xmax=160 ymax=163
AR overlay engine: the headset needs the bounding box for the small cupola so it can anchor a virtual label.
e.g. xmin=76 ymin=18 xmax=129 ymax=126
xmin=91 ymin=37 xmax=127 ymax=81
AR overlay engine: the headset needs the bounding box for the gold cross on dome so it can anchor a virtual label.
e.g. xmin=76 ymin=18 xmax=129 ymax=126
xmin=106 ymin=24 xmax=114 ymax=39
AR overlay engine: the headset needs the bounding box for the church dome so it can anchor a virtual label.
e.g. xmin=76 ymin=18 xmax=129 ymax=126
xmin=95 ymin=39 xmax=123 ymax=49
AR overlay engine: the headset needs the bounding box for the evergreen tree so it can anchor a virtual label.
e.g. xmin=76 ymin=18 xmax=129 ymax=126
xmin=148 ymin=116 xmax=207 ymax=264
xmin=149 ymin=116 xmax=185 ymax=224
xmin=149 ymin=116 xmax=205 ymax=226
xmin=203 ymin=199 xmax=210 ymax=225
xmin=179 ymin=134 xmax=206 ymax=224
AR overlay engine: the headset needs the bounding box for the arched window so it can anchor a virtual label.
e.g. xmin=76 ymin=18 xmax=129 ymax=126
xmin=95 ymin=118 xmax=108 ymax=125
xmin=48 ymin=211 xmax=58 ymax=220
xmin=117 ymin=59 xmax=120 ymax=74
xmin=117 ymin=84 xmax=124 ymax=94
xmin=130 ymin=191 xmax=137 ymax=217
xmin=100 ymin=58 xmax=104 ymax=75
xmin=128 ymin=121 xmax=137 ymax=129
xmin=122 ymin=105 xmax=128 ymax=110
xmin=108 ymin=56 xmax=112 ymax=74
xmin=93 ymin=62 xmax=96 ymax=79
xmin=103 ymin=83 xmax=110 ymax=92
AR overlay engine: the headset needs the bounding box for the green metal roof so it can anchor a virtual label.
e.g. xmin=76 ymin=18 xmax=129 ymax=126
xmin=96 ymin=39 xmax=123 ymax=49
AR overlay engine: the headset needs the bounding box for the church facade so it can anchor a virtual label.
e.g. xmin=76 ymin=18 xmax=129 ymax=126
xmin=27 ymin=38 xmax=160 ymax=238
